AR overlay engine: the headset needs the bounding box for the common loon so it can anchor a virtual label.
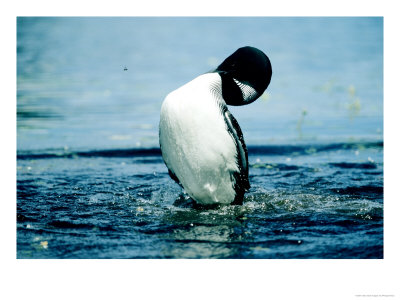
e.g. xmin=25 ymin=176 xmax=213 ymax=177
xmin=159 ymin=46 xmax=272 ymax=205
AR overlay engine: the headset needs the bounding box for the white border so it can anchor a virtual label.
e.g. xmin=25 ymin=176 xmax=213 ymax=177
xmin=2 ymin=1 xmax=399 ymax=299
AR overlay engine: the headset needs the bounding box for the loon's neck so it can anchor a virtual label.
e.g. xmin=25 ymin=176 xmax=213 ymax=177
xmin=195 ymin=73 xmax=224 ymax=104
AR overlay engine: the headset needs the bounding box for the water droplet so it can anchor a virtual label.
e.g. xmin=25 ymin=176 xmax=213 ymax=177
xmin=40 ymin=241 xmax=48 ymax=249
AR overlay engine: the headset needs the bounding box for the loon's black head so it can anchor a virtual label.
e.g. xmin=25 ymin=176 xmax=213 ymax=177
xmin=214 ymin=46 xmax=272 ymax=106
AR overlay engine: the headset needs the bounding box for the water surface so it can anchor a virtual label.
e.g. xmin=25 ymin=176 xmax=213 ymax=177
xmin=17 ymin=17 xmax=383 ymax=258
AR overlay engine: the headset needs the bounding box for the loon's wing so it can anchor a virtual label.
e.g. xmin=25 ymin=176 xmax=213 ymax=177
xmin=222 ymin=107 xmax=250 ymax=204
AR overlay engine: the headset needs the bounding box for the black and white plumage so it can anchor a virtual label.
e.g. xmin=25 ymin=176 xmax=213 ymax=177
xmin=159 ymin=46 xmax=272 ymax=205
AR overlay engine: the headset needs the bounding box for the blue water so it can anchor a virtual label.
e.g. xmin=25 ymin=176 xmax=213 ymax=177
xmin=17 ymin=17 xmax=383 ymax=258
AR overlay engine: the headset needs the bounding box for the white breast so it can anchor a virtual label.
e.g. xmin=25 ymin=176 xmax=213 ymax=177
xmin=159 ymin=73 xmax=239 ymax=205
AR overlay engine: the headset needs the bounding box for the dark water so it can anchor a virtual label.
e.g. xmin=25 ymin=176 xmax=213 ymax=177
xmin=17 ymin=17 xmax=383 ymax=258
xmin=17 ymin=142 xmax=383 ymax=258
